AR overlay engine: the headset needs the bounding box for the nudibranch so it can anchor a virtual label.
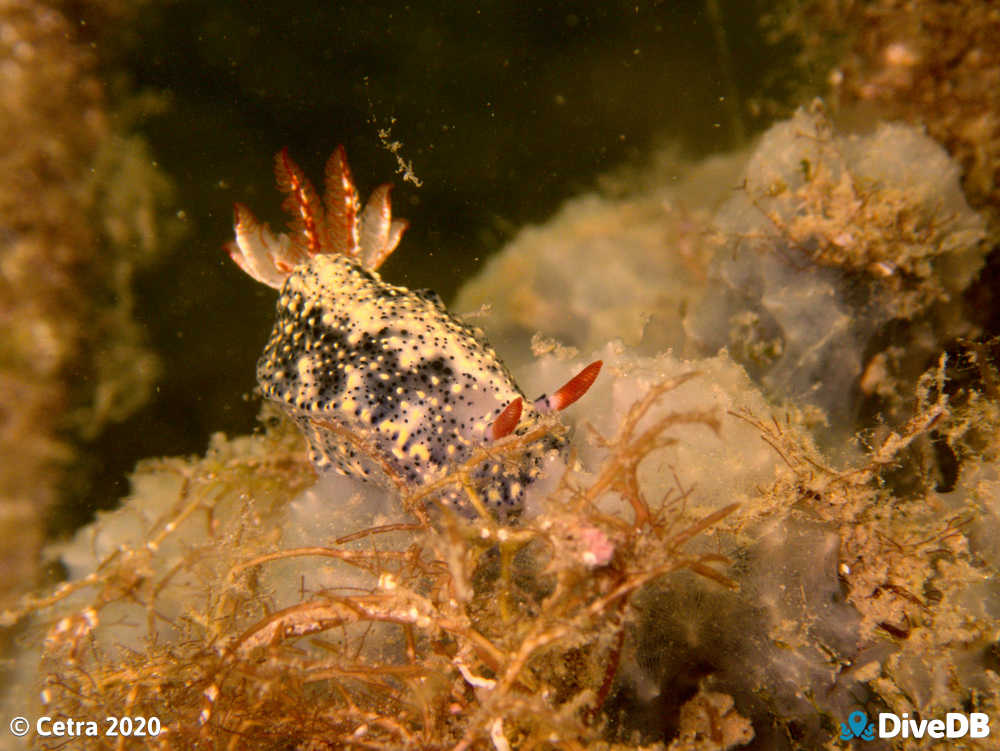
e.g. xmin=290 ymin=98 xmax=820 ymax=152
xmin=227 ymin=146 xmax=600 ymax=519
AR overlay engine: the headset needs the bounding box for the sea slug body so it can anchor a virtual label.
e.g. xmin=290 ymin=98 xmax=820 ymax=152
xmin=227 ymin=146 xmax=600 ymax=519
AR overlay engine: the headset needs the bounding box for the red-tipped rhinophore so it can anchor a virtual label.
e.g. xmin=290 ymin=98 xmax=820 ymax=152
xmin=488 ymin=397 xmax=523 ymax=441
xmin=536 ymin=360 xmax=603 ymax=413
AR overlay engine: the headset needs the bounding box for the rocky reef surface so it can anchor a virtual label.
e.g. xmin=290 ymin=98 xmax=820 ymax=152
xmin=3 ymin=105 xmax=999 ymax=751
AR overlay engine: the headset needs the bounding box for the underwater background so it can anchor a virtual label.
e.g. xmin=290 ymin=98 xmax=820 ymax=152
xmin=1 ymin=0 xmax=999 ymax=749
xmin=60 ymin=0 xmax=789 ymax=534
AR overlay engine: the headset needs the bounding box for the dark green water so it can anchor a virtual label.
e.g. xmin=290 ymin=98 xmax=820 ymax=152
xmin=63 ymin=0 xmax=797 ymax=529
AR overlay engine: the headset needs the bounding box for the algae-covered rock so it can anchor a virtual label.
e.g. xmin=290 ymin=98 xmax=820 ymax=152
xmin=8 ymin=347 xmax=785 ymax=750
xmin=6 ymin=104 xmax=1000 ymax=750
xmin=687 ymin=102 xmax=986 ymax=440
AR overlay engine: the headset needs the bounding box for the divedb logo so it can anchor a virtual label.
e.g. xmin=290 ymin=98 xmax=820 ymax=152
xmin=840 ymin=710 xmax=991 ymax=741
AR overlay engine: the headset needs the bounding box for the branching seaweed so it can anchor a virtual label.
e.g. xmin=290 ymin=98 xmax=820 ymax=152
xmin=730 ymin=358 xmax=1000 ymax=736
xmin=10 ymin=375 xmax=741 ymax=750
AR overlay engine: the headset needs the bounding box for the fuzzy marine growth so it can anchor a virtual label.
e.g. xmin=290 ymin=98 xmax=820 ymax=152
xmin=228 ymin=147 xmax=600 ymax=518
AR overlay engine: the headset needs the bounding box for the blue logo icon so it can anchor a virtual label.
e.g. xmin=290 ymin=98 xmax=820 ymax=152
xmin=840 ymin=710 xmax=876 ymax=741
